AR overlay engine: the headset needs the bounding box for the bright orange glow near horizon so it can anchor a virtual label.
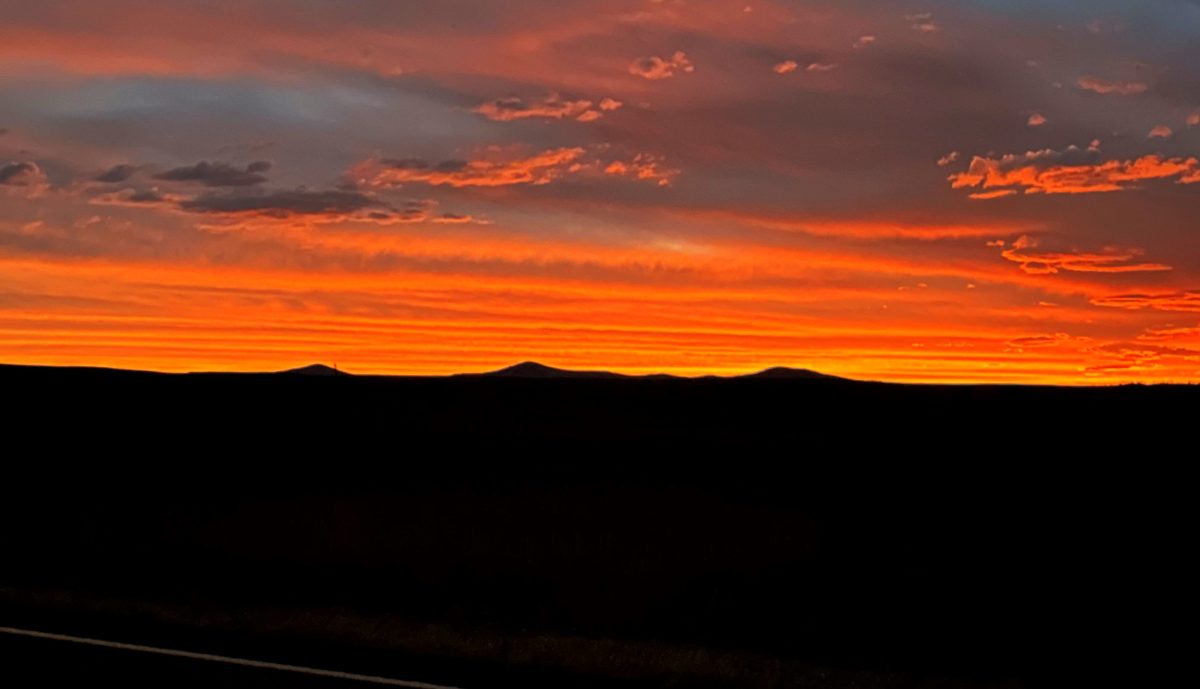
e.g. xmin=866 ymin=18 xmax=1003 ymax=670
xmin=3 ymin=1 xmax=1200 ymax=384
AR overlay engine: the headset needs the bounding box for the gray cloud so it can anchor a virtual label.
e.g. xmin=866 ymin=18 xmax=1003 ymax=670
xmin=94 ymin=164 xmax=138 ymax=183
xmin=179 ymin=188 xmax=381 ymax=216
xmin=0 ymin=161 xmax=44 ymax=186
xmin=154 ymin=160 xmax=272 ymax=187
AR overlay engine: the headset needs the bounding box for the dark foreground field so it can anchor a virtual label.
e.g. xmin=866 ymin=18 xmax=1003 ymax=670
xmin=0 ymin=364 xmax=1193 ymax=687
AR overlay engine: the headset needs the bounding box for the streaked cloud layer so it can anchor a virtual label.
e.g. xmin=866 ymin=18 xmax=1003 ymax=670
xmin=2 ymin=0 xmax=1200 ymax=383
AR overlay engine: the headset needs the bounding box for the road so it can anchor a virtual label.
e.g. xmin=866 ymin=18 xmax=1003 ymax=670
xmin=0 ymin=626 xmax=464 ymax=689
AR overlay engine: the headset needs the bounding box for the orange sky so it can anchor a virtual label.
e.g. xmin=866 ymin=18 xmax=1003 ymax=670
xmin=2 ymin=1 xmax=1199 ymax=383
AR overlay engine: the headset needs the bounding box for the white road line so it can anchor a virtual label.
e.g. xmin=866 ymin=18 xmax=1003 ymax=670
xmin=0 ymin=625 xmax=464 ymax=689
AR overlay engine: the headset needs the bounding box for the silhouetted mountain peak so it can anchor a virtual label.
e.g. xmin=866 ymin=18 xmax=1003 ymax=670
xmin=741 ymin=366 xmax=844 ymax=381
xmin=480 ymin=361 xmax=623 ymax=379
xmin=278 ymin=363 xmax=347 ymax=377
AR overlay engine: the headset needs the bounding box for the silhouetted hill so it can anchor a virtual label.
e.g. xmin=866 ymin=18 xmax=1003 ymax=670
xmin=277 ymin=363 xmax=347 ymax=376
xmin=739 ymin=366 xmax=849 ymax=381
xmin=471 ymin=361 xmax=628 ymax=379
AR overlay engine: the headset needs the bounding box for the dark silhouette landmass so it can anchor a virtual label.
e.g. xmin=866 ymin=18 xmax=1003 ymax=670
xmin=277 ymin=363 xmax=347 ymax=377
xmin=470 ymin=360 xmax=631 ymax=379
xmin=0 ymin=362 xmax=1191 ymax=688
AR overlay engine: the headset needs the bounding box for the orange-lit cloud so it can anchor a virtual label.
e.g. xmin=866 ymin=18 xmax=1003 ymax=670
xmin=1091 ymin=291 xmax=1200 ymax=312
xmin=773 ymin=61 xmax=798 ymax=74
xmin=1077 ymin=76 xmax=1148 ymax=95
xmin=1006 ymin=332 xmax=1086 ymax=350
xmin=1138 ymin=324 xmax=1200 ymax=342
xmin=604 ymin=154 xmax=679 ymax=186
xmin=949 ymin=144 xmax=1200 ymax=196
xmin=805 ymin=62 xmax=838 ymax=73
xmin=1027 ymin=113 xmax=1047 ymax=127
xmin=474 ymin=94 xmax=618 ymax=122
xmin=352 ymin=148 xmax=587 ymax=188
xmin=1000 ymin=235 xmax=1171 ymax=275
xmin=1148 ymin=125 xmax=1173 ymax=139
xmin=629 ymin=51 xmax=693 ymax=80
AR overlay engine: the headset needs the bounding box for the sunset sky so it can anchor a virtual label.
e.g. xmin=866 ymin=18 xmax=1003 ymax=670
xmin=2 ymin=0 xmax=1199 ymax=383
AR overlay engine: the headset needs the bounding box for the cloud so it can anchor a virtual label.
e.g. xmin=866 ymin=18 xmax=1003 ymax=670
xmin=948 ymin=143 xmax=1200 ymax=196
xmin=937 ymin=151 xmax=959 ymax=167
xmin=474 ymin=94 xmax=614 ymax=122
xmin=905 ymin=13 xmax=938 ymax=33
xmin=629 ymin=51 xmax=693 ymax=80
xmin=0 ymin=161 xmax=47 ymax=187
xmin=179 ymin=189 xmax=385 ymax=217
xmin=968 ymin=189 xmax=1019 ymax=200
xmin=1148 ymin=125 xmax=1173 ymax=139
xmin=1006 ymin=333 xmax=1082 ymax=350
xmin=852 ymin=35 xmax=876 ymax=49
xmin=773 ymin=60 xmax=798 ymax=75
xmin=353 ymin=147 xmax=587 ymax=188
xmin=1085 ymin=342 xmax=1200 ymax=366
xmin=1077 ymin=76 xmax=1148 ymax=95
xmin=1027 ymin=113 xmax=1046 ymax=127
xmin=805 ymin=62 xmax=838 ymax=73
xmin=1091 ymin=291 xmax=1200 ymax=312
xmin=1138 ymin=325 xmax=1200 ymax=342
xmin=94 ymin=164 xmax=138 ymax=183
xmin=433 ymin=212 xmax=482 ymax=224
xmin=88 ymin=188 xmax=182 ymax=209
xmin=1189 ymin=112 xmax=1200 ymax=128
xmin=154 ymin=160 xmax=272 ymax=187
xmin=999 ymin=235 xmax=1171 ymax=275
xmin=603 ymin=154 xmax=680 ymax=187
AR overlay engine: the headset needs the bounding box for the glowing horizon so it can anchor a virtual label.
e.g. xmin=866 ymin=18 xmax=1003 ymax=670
xmin=3 ymin=1 xmax=1199 ymax=384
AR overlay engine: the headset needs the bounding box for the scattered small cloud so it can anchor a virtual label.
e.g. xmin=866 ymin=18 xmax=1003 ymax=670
xmin=853 ymin=35 xmax=876 ymax=49
xmin=773 ymin=60 xmax=798 ymax=75
xmin=936 ymin=151 xmax=959 ymax=167
xmin=905 ymin=12 xmax=938 ymax=32
xmin=475 ymin=93 xmax=616 ymax=123
xmin=1027 ymin=113 xmax=1047 ymax=127
xmin=1148 ymin=124 xmax=1173 ymax=139
xmin=603 ymin=154 xmax=680 ymax=186
xmin=805 ymin=62 xmax=838 ymax=73
xmin=1077 ymin=76 xmax=1148 ymax=95
xmin=1188 ymin=112 xmax=1200 ymax=128
xmin=629 ymin=51 xmax=694 ymax=80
